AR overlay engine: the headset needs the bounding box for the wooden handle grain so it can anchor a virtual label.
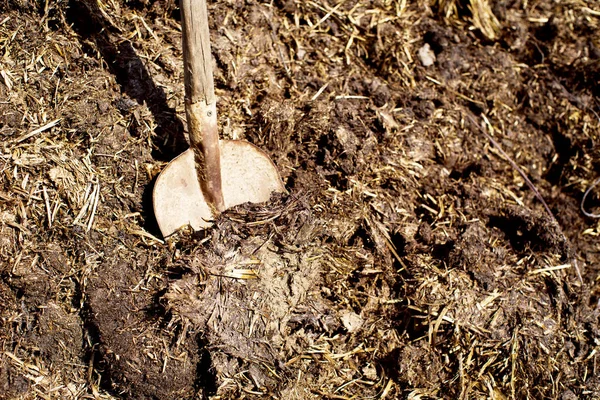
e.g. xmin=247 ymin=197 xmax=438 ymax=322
xmin=180 ymin=0 xmax=215 ymax=104
xmin=180 ymin=0 xmax=225 ymax=212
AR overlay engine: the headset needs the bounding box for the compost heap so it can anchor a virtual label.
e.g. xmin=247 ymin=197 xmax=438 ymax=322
xmin=1 ymin=0 xmax=599 ymax=398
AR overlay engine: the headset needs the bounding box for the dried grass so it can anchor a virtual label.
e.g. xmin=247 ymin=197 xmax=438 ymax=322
xmin=0 ymin=0 xmax=599 ymax=399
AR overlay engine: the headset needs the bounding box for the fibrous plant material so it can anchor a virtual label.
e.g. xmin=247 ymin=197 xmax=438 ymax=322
xmin=0 ymin=0 xmax=599 ymax=399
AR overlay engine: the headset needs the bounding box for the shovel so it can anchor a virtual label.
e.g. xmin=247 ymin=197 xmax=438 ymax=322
xmin=153 ymin=0 xmax=285 ymax=237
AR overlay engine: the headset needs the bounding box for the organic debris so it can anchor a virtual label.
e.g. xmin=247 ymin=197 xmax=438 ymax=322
xmin=0 ymin=0 xmax=599 ymax=399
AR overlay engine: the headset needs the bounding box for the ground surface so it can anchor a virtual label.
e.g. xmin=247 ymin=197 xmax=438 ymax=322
xmin=0 ymin=0 xmax=599 ymax=398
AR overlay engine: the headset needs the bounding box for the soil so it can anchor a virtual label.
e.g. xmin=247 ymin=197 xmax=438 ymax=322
xmin=1 ymin=0 xmax=599 ymax=399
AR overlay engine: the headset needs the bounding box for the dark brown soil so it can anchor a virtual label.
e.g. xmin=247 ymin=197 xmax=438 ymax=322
xmin=1 ymin=0 xmax=599 ymax=399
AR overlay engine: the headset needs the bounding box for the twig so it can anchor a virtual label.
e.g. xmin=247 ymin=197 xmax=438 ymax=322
xmin=582 ymin=6 xmax=600 ymax=17
xmin=73 ymin=183 xmax=93 ymax=225
xmin=86 ymin=182 xmax=100 ymax=232
xmin=478 ymin=114 xmax=555 ymax=220
xmin=581 ymin=177 xmax=600 ymax=218
xmin=42 ymin=186 xmax=52 ymax=228
xmin=15 ymin=119 xmax=61 ymax=143
xmin=129 ymin=229 xmax=165 ymax=245
xmin=466 ymin=113 xmax=583 ymax=284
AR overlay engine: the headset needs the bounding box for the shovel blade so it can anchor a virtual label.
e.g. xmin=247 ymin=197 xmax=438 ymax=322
xmin=153 ymin=140 xmax=285 ymax=237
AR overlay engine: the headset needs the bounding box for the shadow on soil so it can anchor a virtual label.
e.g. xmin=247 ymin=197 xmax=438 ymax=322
xmin=65 ymin=0 xmax=186 ymax=237
xmin=195 ymin=336 xmax=217 ymax=398
xmin=65 ymin=0 xmax=187 ymax=162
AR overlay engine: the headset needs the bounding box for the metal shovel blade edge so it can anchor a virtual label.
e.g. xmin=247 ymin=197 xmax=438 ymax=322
xmin=153 ymin=140 xmax=286 ymax=237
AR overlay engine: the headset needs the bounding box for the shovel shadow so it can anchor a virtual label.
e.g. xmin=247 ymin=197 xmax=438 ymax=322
xmin=66 ymin=0 xmax=188 ymax=161
xmin=66 ymin=0 xmax=189 ymax=235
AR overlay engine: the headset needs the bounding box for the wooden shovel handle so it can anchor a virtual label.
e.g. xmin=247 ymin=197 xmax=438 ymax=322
xmin=180 ymin=0 xmax=225 ymax=212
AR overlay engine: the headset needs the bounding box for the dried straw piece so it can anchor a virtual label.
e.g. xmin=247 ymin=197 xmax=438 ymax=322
xmin=468 ymin=0 xmax=500 ymax=40
xmin=15 ymin=119 xmax=61 ymax=143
